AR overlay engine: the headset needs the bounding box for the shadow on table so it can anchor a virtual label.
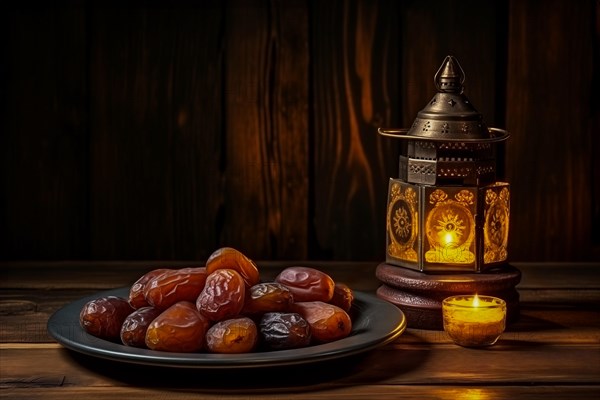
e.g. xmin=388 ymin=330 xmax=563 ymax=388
xmin=485 ymin=309 xmax=569 ymax=350
xmin=63 ymin=337 xmax=430 ymax=394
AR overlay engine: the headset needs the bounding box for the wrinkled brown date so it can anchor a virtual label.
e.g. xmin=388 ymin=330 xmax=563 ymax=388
xmin=120 ymin=306 xmax=162 ymax=347
xmin=259 ymin=312 xmax=311 ymax=350
xmin=145 ymin=301 xmax=210 ymax=352
xmin=128 ymin=268 xmax=171 ymax=309
xmin=205 ymin=247 xmax=260 ymax=287
xmin=242 ymin=282 xmax=294 ymax=316
xmin=205 ymin=317 xmax=258 ymax=354
xmin=330 ymin=282 xmax=354 ymax=312
xmin=144 ymin=267 xmax=208 ymax=310
xmin=291 ymin=301 xmax=352 ymax=343
xmin=80 ymin=296 xmax=134 ymax=341
xmin=275 ymin=266 xmax=335 ymax=302
xmin=196 ymin=269 xmax=245 ymax=321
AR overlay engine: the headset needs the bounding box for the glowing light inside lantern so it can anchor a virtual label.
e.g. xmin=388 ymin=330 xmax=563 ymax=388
xmin=443 ymin=232 xmax=454 ymax=246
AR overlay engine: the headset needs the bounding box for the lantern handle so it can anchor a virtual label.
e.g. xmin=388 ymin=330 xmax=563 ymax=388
xmin=377 ymin=128 xmax=410 ymax=138
xmin=378 ymin=127 xmax=509 ymax=142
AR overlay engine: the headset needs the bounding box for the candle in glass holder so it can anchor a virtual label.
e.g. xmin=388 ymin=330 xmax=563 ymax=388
xmin=442 ymin=294 xmax=506 ymax=347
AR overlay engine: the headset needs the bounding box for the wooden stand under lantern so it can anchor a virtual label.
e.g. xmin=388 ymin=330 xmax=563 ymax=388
xmin=376 ymin=263 xmax=521 ymax=330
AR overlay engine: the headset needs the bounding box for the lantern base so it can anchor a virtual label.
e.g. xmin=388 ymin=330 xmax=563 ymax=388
xmin=375 ymin=263 xmax=521 ymax=330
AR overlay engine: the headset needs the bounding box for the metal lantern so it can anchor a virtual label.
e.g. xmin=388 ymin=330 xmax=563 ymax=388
xmin=379 ymin=56 xmax=510 ymax=273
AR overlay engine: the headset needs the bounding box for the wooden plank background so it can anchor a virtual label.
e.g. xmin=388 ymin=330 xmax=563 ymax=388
xmin=1 ymin=0 xmax=598 ymax=262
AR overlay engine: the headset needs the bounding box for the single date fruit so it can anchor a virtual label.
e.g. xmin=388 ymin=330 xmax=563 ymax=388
xmin=330 ymin=282 xmax=354 ymax=312
xmin=144 ymin=267 xmax=208 ymax=310
xmin=205 ymin=317 xmax=258 ymax=353
xmin=291 ymin=301 xmax=352 ymax=343
xmin=80 ymin=296 xmax=134 ymax=341
xmin=196 ymin=269 xmax=245 ymax=321
xmin=145 ymin=301 xmax=210 ymax=352
xmin=205 ymin=247 xmax=260 ymax=287
xmin=242 ymin=282 xmax=294 ymax=316
xmin=120 ymin=306 xmax=162 ymax=348
xmin=259 ymin=312 xmax=311 ymax=350
xmin=275 ymin=266 xmax=335 ymax=302
xmin=128 ymin=268 xmax=171 ymax=309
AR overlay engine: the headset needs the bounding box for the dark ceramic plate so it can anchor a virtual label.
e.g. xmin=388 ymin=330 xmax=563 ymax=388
xmin=47 ymin=287 xmax=406 ymax=369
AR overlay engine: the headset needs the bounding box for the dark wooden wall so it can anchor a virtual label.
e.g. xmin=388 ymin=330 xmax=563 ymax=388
xmin=1 ymin=0 xmax=598 ymax=262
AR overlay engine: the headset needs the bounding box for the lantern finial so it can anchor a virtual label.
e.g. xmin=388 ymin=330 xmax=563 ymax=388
xmin=435 ymin=55 xmax=464 ymax=93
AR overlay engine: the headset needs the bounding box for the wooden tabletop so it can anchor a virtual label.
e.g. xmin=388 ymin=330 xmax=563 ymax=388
xmin=1 ymin=261 xmax=599 ymax=399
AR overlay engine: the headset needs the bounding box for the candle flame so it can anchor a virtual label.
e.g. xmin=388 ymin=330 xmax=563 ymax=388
xmin=472 ymin=294 xmax=480 ymax=308
xmin=443 ymin=232 xmax=454 ymax=245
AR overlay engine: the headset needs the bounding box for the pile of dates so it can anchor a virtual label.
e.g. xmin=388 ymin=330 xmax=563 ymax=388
xmin=79 ymin=247 xmax=354 ymax=353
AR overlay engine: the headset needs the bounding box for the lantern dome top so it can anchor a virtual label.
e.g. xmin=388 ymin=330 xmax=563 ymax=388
xmin=379 ymin=55 xmax=509 ymax=143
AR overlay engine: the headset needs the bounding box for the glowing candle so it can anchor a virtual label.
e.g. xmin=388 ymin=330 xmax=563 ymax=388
xmin=442 ymin=294 xmax=506 ymax=347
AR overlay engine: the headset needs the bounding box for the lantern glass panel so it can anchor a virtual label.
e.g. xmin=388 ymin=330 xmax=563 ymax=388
xmin=483 ymin=182 xmax=510 ymax=264
xmin=423 ymin=186 xmax=477 ymax=267
xmin=386 ymin=180 xmax=420 ymax=268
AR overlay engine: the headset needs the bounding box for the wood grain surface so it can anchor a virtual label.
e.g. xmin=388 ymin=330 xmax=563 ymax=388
xmin=505 ymin=0 xmax=596 ymax=261
xmin=1 ymin=262 xmax=599 ymax=399
xmin=1 ymin=0 xmax=598 ymax=262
